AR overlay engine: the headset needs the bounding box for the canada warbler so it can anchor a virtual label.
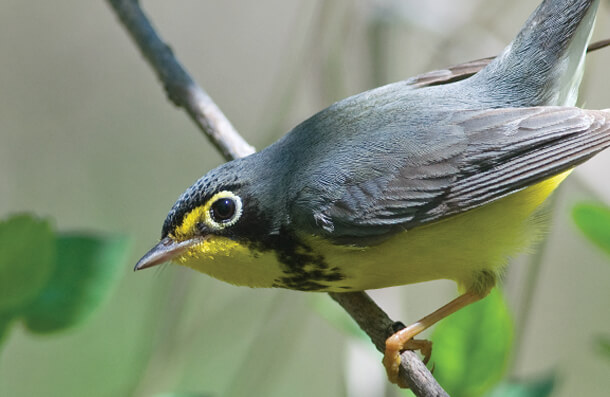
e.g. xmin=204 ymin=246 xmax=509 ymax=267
xmin=136 ymin=0 xmax=610 ymax=386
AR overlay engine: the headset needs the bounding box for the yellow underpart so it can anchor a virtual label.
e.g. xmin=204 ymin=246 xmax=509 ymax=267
xmin=175 ymin=171 xmax=571 ymax=291
xmin=176 ymin=235 xmax=282 ymax=288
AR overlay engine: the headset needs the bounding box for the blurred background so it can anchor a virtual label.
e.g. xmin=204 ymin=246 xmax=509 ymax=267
xmin=1 ymin=0 xmax=609 ymax=396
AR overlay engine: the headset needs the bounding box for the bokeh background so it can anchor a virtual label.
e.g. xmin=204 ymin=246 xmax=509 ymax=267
xmin=1 ymin=0 xmax=610 ymax=396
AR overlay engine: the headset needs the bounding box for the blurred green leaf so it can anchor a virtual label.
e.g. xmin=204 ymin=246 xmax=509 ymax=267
xmin=309 ymin=294 xmax=368 ymax=341
xmin=431 ymin=288 xmax=513 ymax=397
xmin=23 ymin=234 xmax=130 ymax=333
xmin=485 ymin=373 xmax=555 ymax=397
xmin=0 ymin=214 xmax=55 ymax=311
xmin=572 ymin=203 xmax=610 ymax=257
xmin=154 ymin=394 xmax=212 ymax=397
xmin=0 ymin=311 xmax=17 ymax=346
xmin=596 ymin=335 xmax=610 ymax=360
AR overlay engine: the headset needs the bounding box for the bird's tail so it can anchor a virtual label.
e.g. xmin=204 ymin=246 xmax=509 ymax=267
xmin=471 ymin=0 xmax=599 ymax=107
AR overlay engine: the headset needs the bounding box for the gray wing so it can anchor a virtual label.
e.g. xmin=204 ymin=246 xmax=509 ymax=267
xmin=405 ymin=57 xmax=494 ymax=89
xmin=312 ymin=106 xmax=610 ymax=240
xmin=405 ymin=40 xmax=610 ymax=90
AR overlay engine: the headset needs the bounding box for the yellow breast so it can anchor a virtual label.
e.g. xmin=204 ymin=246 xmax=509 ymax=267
xmin=176 ymin=171 xmax=571 ymax=292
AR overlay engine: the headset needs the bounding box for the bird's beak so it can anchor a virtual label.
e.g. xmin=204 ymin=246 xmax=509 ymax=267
xmin=134 ymin=236 xmax=204 ymax=271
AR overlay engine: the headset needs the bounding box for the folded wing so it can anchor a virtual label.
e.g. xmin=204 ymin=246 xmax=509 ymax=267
xmin=316 ymin=107 xmax=610 ymax=240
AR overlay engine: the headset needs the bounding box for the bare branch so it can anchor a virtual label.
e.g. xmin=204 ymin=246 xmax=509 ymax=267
xmin=107 ymin=0 xmax=255 ymax=161
xmin=107 ymin=0 xmax=447 ymax=394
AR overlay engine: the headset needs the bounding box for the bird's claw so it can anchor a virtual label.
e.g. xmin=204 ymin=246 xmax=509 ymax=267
xmin=383 ymin=332 xmax=433 ymax=388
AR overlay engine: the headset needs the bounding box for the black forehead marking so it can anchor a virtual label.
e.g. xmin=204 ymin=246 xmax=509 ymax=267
xmin=161 ymin=169 xmax=244 ymax=238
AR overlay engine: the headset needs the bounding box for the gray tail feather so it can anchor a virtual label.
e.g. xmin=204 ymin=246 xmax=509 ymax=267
xmin=471 ymin=0 xmax=599 ymax=107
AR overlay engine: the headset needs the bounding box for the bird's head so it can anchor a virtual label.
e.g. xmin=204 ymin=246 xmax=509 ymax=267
xmin=134 ymin=158 xmax=278 ymax=276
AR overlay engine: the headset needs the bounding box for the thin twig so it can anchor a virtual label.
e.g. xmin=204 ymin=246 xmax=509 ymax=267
xmin=106 ymin=0 xmax=446 ymax=395
xmin=107 ymin=0 xmax=254 ymax=161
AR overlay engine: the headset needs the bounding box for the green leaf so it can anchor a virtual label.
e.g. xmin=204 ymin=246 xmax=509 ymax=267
xmin=595 ymin=335 xmax=610 ymax=360
xmin=308 ymin=294 xmax=368 ymax=341
xmin=23 ymin=234 xmax=130 ymax=333
xmin=485 ymin=373 xmax=555 ymax=397
xmin=0 ymin=214 xmax=55 ymax=311
xmin=431 ymin=288 xmax=513 ymax=397
xmin=572 ymin=203 xmax=610 ymax=256
xmin=0 ymin=311 xmax=17 ymax=346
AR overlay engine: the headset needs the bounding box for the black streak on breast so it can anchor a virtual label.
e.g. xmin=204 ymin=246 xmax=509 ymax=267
xmin=264 ymin=227 xmax=346 ymax=291
xmin=231 ymin=199 xmax=348 ymax=291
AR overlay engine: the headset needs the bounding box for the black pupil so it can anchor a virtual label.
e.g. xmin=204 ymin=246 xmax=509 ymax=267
xmin=212 ymin=198 xmax=236 ymax=222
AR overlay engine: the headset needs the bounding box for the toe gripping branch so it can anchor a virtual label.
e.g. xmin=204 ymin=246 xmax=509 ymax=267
xmin=383 ymin=290 xmax=489 ymax=388
xmin=329 ymin=291 xmax=448 ymax=395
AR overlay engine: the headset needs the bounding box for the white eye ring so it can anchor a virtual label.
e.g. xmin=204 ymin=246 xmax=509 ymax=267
xmin=204 ymin=191 xmax=243 ymax=230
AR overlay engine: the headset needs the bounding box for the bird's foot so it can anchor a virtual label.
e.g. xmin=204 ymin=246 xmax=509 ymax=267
xmin=383 ymin=326 xmax=433 ymax=388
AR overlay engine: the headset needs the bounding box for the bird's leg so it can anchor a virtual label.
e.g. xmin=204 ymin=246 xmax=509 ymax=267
xmin=383 ymin=289 xmax=490 ymax=387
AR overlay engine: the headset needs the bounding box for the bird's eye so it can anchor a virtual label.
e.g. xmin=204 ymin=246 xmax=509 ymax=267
xmin=211 ymin=197 xmax=236 ymax=222
xmin=204 ymin=191 xmax=243 ymax=230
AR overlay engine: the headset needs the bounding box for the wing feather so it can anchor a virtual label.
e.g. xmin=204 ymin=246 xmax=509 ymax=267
xmin=404 ymin=40 xmax=610 ymax=89
xmin=318 ymin=107 xmax=610 ymax=240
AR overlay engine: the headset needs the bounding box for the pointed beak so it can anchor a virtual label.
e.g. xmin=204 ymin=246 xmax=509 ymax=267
xmin=134 ymin=236 xmax=203 ymax=271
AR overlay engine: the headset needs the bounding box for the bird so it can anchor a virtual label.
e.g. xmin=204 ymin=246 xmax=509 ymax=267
xmin=135 ymin=0 xmax=609 ymax=387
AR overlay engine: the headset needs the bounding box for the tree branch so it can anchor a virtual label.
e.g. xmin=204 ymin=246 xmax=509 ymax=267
xmin=106 ymin=0 xmax=446 ymax=395
xmin=107 ymin=0 xmax=255 ymax=161
xmin=329 ymin=292 xmax=449 ymax=396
